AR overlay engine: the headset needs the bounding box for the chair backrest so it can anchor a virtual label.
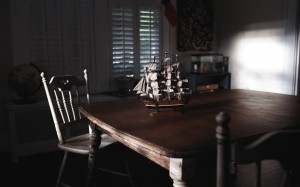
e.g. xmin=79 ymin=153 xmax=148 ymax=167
xmin=215 ymin=111 xmax=231 ymax=187
xmin=40 ymin=69 xmax=90 ymax=144
xmin=215 ymin=111 xmax=300 ymax=187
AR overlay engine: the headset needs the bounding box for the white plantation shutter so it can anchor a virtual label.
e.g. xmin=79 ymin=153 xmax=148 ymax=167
xmin=110 ymin=0 xmax=161 ymax=78
xmin=139 ymin=8 xmax=161 ymax=77
xmin=111 ymin=7 xmax=135 ymax=78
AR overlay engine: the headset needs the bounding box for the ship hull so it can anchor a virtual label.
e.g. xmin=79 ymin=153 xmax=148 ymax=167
xmin=140 ymin=97 xmax=189 ymax=110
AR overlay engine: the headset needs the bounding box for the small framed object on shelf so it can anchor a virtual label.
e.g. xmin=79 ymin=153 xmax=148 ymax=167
xmin=191 ymin=54 xmax=228 ymax=74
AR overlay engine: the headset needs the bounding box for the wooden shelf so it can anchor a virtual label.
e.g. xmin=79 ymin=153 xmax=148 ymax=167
xmin=188 ymin=72 xmax=231 ymax=94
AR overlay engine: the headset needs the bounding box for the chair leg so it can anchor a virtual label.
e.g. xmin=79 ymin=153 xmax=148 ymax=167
xmin=123 ymin=149 xmax=138 ymax=187
xmin=124 ymin=156 xmax=136 ymax=187
xmin=255 ymin=161 xmax=261 ymax=187
xmin=281 ymin=170 xmax=288 ymax=187
xmin=57 ymin=151 xmax=69 ymax=187
xmin=230 ymin=162 xmax=238 ymax=187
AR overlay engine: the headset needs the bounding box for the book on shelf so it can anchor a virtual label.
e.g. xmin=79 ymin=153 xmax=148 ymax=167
xmin=197 ymin=84 xmax=219 ymax=93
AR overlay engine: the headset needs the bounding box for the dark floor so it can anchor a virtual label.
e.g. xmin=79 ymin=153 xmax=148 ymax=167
xmin=1 ymin=143 xmax=173 ymax=187
xmin=2 ymin=144 xmax=299 ymax=187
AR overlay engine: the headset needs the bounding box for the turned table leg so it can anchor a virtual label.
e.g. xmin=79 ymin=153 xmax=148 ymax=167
xmin=169 ymin=158 xmax=196 ymax=187
xmin=87 ymin=123 xmax=101 ymax=187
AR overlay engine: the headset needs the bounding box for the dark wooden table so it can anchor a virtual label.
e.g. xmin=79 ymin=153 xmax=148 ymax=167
xmin=79 ymin=89 xmax=300 ymax=187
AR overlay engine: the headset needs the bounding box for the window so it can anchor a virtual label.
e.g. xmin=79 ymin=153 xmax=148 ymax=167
xmin=110 ymin=1 xmax=161 ymax=78
xmin=10 ymin=0 xmax=97 ymax=94
xmin=10 ymin=0 xmax=162 ymax=95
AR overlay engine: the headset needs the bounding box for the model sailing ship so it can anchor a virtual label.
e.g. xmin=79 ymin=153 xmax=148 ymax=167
xmin=133 ymin=52 xmax=191 ymax=110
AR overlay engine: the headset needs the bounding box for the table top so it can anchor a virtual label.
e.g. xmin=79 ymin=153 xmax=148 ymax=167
xmin=79 ymin=89 xmax=300 ymax=158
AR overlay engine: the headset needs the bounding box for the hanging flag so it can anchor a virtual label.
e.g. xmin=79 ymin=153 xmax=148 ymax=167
xmin=161 ymin=0 xmax=178 ymax=27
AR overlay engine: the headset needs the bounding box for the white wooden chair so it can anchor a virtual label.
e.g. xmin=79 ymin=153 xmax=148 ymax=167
xmin=215 ymin=111 xmax=300 ymax=187
xmin=40 ymin=69 xmax=133 ymax=187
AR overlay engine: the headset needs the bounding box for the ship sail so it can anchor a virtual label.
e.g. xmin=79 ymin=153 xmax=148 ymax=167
xmin=133 ymin=77 xmax=146 ymax=94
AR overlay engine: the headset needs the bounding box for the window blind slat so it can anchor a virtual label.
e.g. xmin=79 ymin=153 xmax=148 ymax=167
xmin=111 ymin=4 xmax=161 ymax=78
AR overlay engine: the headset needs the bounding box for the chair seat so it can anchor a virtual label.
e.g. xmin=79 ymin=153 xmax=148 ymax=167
xmin=58 ymin=133 xmax=117 ymax=155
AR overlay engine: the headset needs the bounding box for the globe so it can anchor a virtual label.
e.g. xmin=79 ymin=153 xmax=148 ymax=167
xmin=8 ymin=63 xmax=42 ymax=103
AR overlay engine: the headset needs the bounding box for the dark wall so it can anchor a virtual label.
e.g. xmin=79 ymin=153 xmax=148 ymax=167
xmin=0 ymin=0 xmax=12 ymax=132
